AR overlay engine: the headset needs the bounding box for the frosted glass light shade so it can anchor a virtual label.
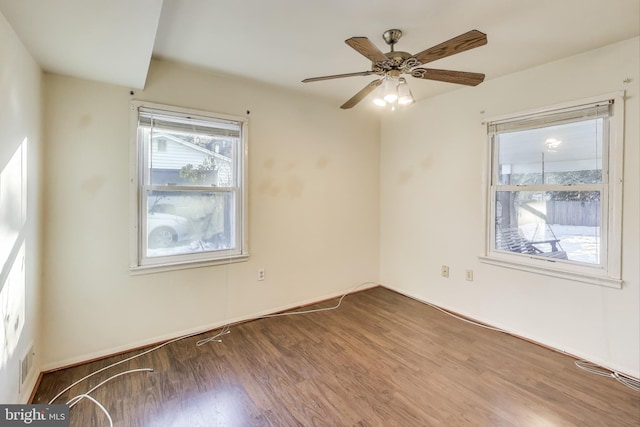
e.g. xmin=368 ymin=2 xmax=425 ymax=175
xmin=397 ymin=80 xmax=415 ymax=105
xmin=382 ymin=77 xmax=398 ymax=103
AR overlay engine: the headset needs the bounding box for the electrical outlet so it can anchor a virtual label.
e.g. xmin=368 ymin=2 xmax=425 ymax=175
xmin=465 ymin=269 xmax=474 ymax=281
xmin=257 ymin=268 xmax=265 ymax=281
xmin=441 ymin=265 xmax=449 ymax=278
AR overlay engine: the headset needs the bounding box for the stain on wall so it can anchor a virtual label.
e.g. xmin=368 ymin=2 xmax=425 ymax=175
xmin=286 ymin=175 xmax=304 ymax=198
xmin=80 ymin=175 xmax=106 ymax=194
xmin=397 ymin=170 xmax=413 ymax=185
xmin=316 ymin=157 xmax=330 ymax=169
xmin=420 ymin=156 xmax=432 ymax=171
xmin=78 ymin=114 xmax=92 ymax=128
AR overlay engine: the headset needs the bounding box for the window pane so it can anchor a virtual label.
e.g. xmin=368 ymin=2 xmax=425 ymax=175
xmin=142 ymin=127 xmax=236 ymax=187
xmin=133 ymin=102 xmax=248 ymax=270
xmin=495 ymin=190 xmax=600 ymax=264
xmin=497 ymin=118 xmax=604 ymax=185
xmin=146 ymin=190 xmax=235 ymax=257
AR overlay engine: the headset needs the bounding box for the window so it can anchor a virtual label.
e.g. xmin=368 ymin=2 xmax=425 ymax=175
xmin=482 ymin=93 xmax=624 ymax=287
xmin=130 ymin=102 xmax=248 ymax=271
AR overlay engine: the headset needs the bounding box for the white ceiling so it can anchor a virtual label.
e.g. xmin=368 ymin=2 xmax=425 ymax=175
xmin=1 ymin=0 xmax=638 ymax=107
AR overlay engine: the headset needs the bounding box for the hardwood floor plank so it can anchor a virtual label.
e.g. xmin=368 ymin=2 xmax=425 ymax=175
xmin=33 ymin=287 xmax=640 ymax=426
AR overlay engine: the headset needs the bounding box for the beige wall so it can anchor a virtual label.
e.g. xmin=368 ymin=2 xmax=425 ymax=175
xmin=41 ymin=59 xmax=381 ymax=368
xmin=380 ymin=37 xmax=640 ymax=377
xmin=0 ymin=13 xmax=43 ymax=403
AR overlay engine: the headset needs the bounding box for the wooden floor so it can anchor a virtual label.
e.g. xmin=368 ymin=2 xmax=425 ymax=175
xmin=33 ymin=287 xmax=639 ymax=426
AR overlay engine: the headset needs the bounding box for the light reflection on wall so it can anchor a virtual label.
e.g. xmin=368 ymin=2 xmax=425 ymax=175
xmin=1 ymin=243 xmax=25 ymax=369
xmin=0 ymin=139 xmax=27 ymax=370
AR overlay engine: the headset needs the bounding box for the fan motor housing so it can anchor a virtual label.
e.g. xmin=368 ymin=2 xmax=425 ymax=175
xmin=372 ymin=51 xmax=414 ymax=73
xmin=385 ymin=51 xmax=412 ymax=61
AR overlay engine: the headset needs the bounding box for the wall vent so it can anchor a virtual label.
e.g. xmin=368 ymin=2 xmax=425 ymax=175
xmin=19 ymin=344 xmax=34 ymax=391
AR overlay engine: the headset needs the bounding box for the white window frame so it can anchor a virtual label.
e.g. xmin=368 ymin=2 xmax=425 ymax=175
xmin=480 ymin=92 xmax=624 ymax=288
xmin=129 ymin=101 xmax=249 ymax=273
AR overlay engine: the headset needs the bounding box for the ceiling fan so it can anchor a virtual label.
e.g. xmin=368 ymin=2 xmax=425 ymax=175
xmin=302 ymin=29 xmax=487 ymax=109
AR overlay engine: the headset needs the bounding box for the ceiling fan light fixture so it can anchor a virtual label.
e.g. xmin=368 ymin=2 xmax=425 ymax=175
xmin=398 ymin=95 xmax=414 ymax=106
xmin=382 ymin=75 xmax=399 ymax=103
xmin=374 ymin=76 xmax=414 ymax=108
xmin=304 ymin=29 xmax=487 ymax=110
xmin=383 ymin=92 xmax=398 ymax=103
xmin=397 ymin=79 xmax=415 ymax=106
xmin=373 ymin=96 xmax=387 ymax=107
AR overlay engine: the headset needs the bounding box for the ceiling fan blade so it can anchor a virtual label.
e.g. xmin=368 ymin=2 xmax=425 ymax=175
xmin=340 ymin=79 xmax=383 ymax=109
xmin=302 ymin=71 xmax=376 ymax=83
xmin=345 ymin=37 xmax=388 ymax=63
xmin=414 ymin=30 xmax=487 ymax=65
xmin=411 ymin=68 xmax=485 ymax=86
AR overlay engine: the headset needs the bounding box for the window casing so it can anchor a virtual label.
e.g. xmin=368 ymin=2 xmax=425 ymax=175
xmin=481 ymin=93 xmax=624 ymax=287
xmin=130 ymin=102 xmax=248 ymax=271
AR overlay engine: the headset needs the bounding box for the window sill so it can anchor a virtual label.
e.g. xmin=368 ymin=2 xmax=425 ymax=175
xmin=478 ymin=255 xmax=622 ymax=289
xmin=130 ymin=253 xmax=249 ymax=275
